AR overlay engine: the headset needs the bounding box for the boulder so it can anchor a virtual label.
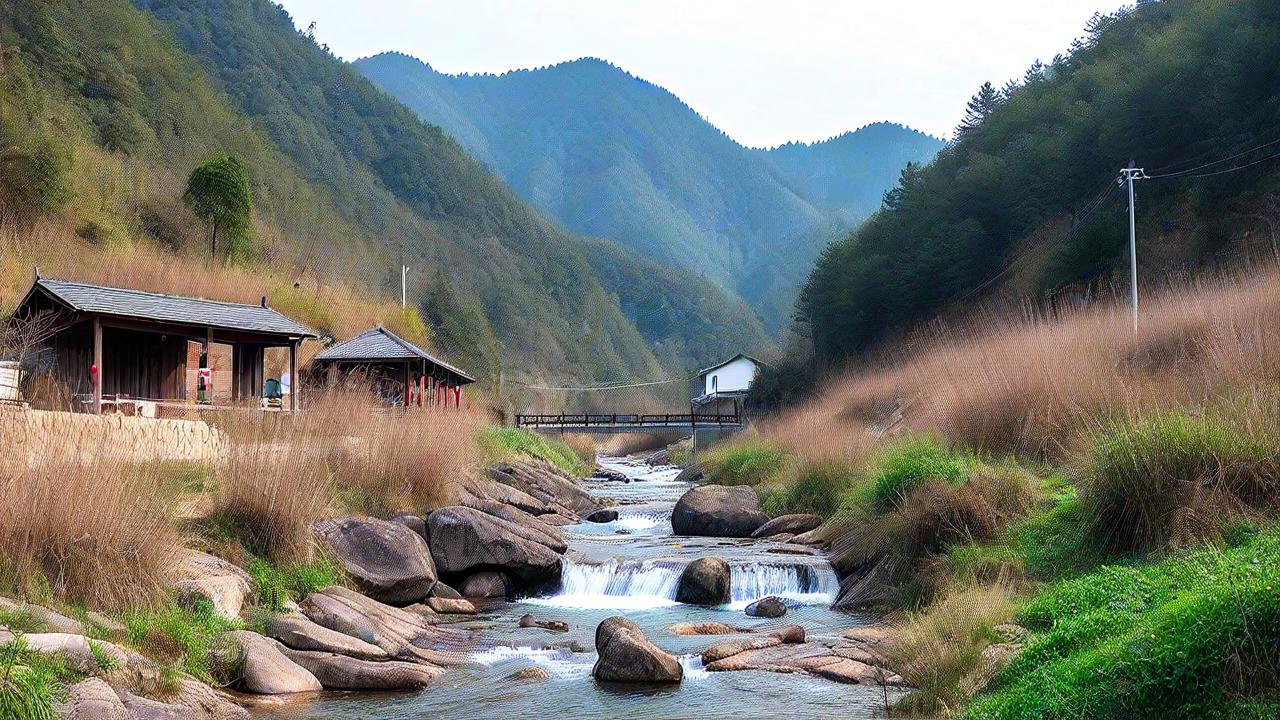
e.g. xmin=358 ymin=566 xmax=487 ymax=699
xmin=517 ymin=613 xmax=569 ymax=632
xmin=171 ymin=552 xmax=253 ymax=620
xmin=744 ymin=597 xmax=787 ymax=618
xmin=591 ymin=467 xmax=631 ymax=483
xmin=671 ymin=485 xmax=768 ymax=537
xmin=391 ymin=513 xmax=428 ymax=541
xmin=426 ymin=597 xmax=477 ymax=614
xmin=750 ymin=514 xmax=823 ymax=539
xmin=487 ymin=461 xmax=599 ymax=516
xmin=506 ymin=666 xmax=550 ymax=682
xmin=313 ymin=516 xmax=437 ymax=604
xmin=644 ymin=448 xmax=671 ymax=466
xmin=666 ymin=622 xmax=747 ymax=636
xmin=264 ymin=614 xmax=387 ymax=660
xmin=55 ymin=677 xmax=128 ymax=720
xmin=583 ymin=509 xmax=619 ymax=523
xmin=592 ymin=616 xmax=682 ymax=684
xmin=0 ymin=597 xmax=83 ymax=634
xmin=701 ymin=636 xmax=782 ymax=664
xmin=771 ymin=625 xmax=806 ymax=644
xmin=458 ymin=571 xmax=511 ymax=599
xmin=674 ymin=557 xmax=731 ymax=605
xmin=164 ymin=678 xmax=250 ymax=719
xmin=279 ymin=647 xmax=441 ymax=690
xmin=299 ymin=587 xmax=467 ymax=668
xmin=449 ymin=494 xmax=568 ymax=551
xmin=118 ymin=689 xmax=201 ymax=720
xmin=431 ymin=581 xmax=463 ymax=600
xmin=19 ymin=633 xmax=134 ymax=674
xmin=674 ymin=464 xmax=704 ymax=482
xmin=426 ymin=506 xmax=563 ymax=587
xmin=225 ymin=630 xmax=321 ymax=695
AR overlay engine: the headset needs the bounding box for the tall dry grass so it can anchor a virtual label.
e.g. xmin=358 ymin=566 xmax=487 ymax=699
xmin=767 ymin=267 xmax=1280 ymax=461
xmin=0 ymin=410 xmax=182 ymax=610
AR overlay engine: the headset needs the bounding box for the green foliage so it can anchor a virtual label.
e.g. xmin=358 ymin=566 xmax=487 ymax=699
xmin=247 ymin=555 xmax=342 ymax=612
xmin=184 ymin=154 xmax=254 ymax=261
xmin=0 ymin=607 xmax=44 ymax=635
xmin=867 ymin=436 xmax=970 ymax=510
xmin=479 ymin=428 xmax=589 ymax=476
xmin=1080 ymin=406 xmax=1280 ymax=553
xmin=86 ymin=641 xmax=118 ymax=673
xmin=703 ymin=440 xmax=791 ymax=487
xmin=0 ymin=638 xmax=67 ymax=720
xmin=968 ymin=534 xmax=1280 ymax=719
xmin=759 ymin=461 xmax=860 ymax=518
xmin=122 ymin=598 xmax=240 ymax=683
xmin=800 ymin=0 xmax=1280 ymax=362
xmin=1006 ymin=497 xmax=1110 ymax=582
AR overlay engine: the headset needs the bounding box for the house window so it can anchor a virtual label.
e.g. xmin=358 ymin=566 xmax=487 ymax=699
xmin=711 ymin=375 xmax=718 ymax=393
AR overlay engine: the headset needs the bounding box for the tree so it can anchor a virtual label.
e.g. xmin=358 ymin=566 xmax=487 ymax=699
xmin=183 ymin=154 xmax=252 ymax=259
xmin=954 ymin=82 xmax=1002 ymax=139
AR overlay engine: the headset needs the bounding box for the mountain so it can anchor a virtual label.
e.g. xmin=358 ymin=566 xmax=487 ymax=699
xmin=355 ymin=53 xmax=942 ymax=333
xmin=0 ymin=0 xmax=773 ymax=392
xmin=798 ymin=0 xmax=1280 ymax=364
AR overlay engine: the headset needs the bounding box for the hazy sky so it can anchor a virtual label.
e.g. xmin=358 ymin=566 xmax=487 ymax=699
xmin=278 ymin=0 xmax=1122 ymax=148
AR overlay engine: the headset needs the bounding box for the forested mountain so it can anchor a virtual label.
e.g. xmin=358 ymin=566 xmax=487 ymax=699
xmin=0 ymin=0 xmax=772 ymax=391
xmin=356 ymin=53 xmax=941 ymax=333
xmin=798 ymin=0 xmax=1280 ymax=364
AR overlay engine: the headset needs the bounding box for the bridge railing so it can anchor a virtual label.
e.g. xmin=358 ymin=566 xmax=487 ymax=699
xmin=513 ymin=411 xmax=741 ymax=428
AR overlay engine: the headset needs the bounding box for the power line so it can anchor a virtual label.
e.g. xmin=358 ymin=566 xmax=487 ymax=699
xmin=510 ymin=375 xmax=692 ymax=392
xmin=1153 ymin=147 xmax=1280 ymax=180
xmin=1149 ymin=135 xmax=1280 ymax=179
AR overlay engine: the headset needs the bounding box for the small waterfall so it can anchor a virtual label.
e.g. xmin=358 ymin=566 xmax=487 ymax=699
xmin=532 ymin=556 xmax=838 ymax=610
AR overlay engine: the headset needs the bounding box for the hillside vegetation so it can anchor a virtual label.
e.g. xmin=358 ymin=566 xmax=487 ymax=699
xmin=798 ymin=0 xmax=1280 ymax=364
xmin=357 ymin=53 xmax=941 ymax=332
xmin=0 ymin=0 xmax=771 ymax=398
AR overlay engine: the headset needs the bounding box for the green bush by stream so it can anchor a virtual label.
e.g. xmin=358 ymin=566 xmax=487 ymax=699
xmin=479 ymin=428 xmax=590 ymax=476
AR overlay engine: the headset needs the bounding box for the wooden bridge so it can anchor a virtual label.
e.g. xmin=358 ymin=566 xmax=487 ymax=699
xmin=513 ymin=409 xmax=742 ymax=432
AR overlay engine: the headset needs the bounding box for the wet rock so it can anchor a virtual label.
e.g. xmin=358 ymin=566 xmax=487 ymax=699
xmin=675 ymin=464 xmax=704 ymax=482
xmin=667 ymin=622 xmax=748 ymax=636
xmin=592 ymin=616 xmax=682 ymax=683
xmin=671 ymin=485 xmax=769 ymax=537
xmin=264 ymin=614 xmax=387 ymax=660
xmin=591 ymin=467 xmax=631 ymax=483
xmin=744 ymin=597 xmax=787 ymax=618
xmin=584 ymin=508 xmax=619 ymax=523
xmin=506 ymin=666 xmax=550 ymax=682
xmin=298 ymin=586 xmax=466 ymax=668
xmin=458 ymin=571 xmax=511 ymax=599
xmin=56 ymin=677 xmax=128 ymax=720
xmin=517 ymin=613 xmax=569 ymax=632
xmin=426 ymin=597 xmax=477 ymax=614
xmin=750 ymin=514 xmax=823 ymax=539
xmin=487 ymin=461 xmax=599 ymax=517
xmin=770 ymin=625 xmax=806 ymax=644
xmin=702 ymin=640 xmax=907 ymax=686
xmin=279 ymin=647 xmax=441 ymax=690
xmin=675 ymin=557 xmax=731 ymax=605
xmin=171 ymin=552 xmax=254 ymax=621
xmin=644 ymin=448 xmax=671 ymax=466
xmin=391 ymin=513 xmax=428 ymax=541
xmin=431 ymin=581 xmax=463 ymax=600
xmin=224 ymin=630 xmax=321 ymax=695
xmin=427 ymin=506 xmax=563 ymax=587
xmin=313 ymin=516 xmax=438 ymax=604
xmin=701 ymin=636 xmax=782 ymax=664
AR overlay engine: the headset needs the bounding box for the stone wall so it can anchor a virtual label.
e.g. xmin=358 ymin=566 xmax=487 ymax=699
xmin=0 ymin=405 xmax=226 ymax=468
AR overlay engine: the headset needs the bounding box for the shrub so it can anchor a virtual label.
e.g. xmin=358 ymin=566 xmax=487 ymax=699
xmin=248 ymin=555 xmax=342 ymax=612
xmin=759 ymin=460 xmax=860 ymax=518
xmin=122 ymin=598 xmax=240 ymax=684
xmin=969 ymin=534 xmax=1280 ymax=719
xmin=479 ymin=427 xmax=588 ymax=476
xmin=703 ymin=439 xmax=790 ymax=487
xmin=868 ymin=436 xmax=970 ymax=510
xmin=1079 ymin=400 xmax=1280 ymax=554
xmin=0 ymin=637 xmax=66 ymax=720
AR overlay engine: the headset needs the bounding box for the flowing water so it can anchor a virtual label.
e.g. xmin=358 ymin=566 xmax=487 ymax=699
xmin=259 ymin=458 xmax=899 ymax=719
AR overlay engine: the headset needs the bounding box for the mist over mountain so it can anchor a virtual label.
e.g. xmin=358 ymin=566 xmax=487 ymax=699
xmin=356 ymin=53 xmax=942 ymax=333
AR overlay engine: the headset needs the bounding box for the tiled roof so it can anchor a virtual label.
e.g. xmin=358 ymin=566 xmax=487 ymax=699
xmin=311 ymin=327 xmax=475 ymax=383
xmin=32 ymin=278 xmax=316 ymax=338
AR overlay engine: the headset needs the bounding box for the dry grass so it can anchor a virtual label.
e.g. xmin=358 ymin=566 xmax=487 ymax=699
xmin=0 ymin=413 xmax=182 ymax=610
xmin=886 ymin=583 xmax=1020 ymax=717
xmin=596 ymin=432 xmax=683 ymax=457
xmin=561 ymin=433 xmax=598 ymax=469
xmin=766 ymin=267 xmax=1280 ymax=461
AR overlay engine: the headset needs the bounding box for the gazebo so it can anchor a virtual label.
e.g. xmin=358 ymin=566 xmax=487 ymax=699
xmin=308 ymin=326 xmax=475 ymax=407
xmin=7 ymin=275 xmax=316 ymax=413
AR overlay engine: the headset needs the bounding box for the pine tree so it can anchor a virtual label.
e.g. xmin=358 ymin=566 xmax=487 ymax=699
xmin=954 ymin=82 xmax=1002 ymax=139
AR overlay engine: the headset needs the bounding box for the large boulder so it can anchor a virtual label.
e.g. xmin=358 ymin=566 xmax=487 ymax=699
xmin=0 ymin=597 xmax=83 ymax=634
xmin=426 ymin=506 xmax=563 ymax=587
xmin=224 ymin=630 xmax=321 ymax=695
xmin=487 ymin=461 xmax=599 ymax=517
xmin=117 ymin=689 xmax=201 ymax=720
xmin=171 ymin=552 xmax=253 ymax=620
xmin=750 ymin=514 xmax=824 ymax=539
xmin=298 ymin=587 xmax=467 ymax=668
xmin=313 ymin=516 xmax=437 ymax=604
xmin=458 ymin=571 xmax=511 ymax=599
xmin=264 ymin=614 xmax=387 ymax=660
xmin=55 ymin=678 xmax=128 ymax=720
xmin=592 ymin=616 xmax=682 ymax=684
xmin=279 ymin=647 xmax=441 ymax=690
xmin=674 ymin=557 xmax=731 ymax=605
xmin=744 ymin=596 xmax=787 ymax=618
xmin=583 ymin=508 xmax=619 ymax=523
xmin=671 ymin=485 xmax=769 ymax=537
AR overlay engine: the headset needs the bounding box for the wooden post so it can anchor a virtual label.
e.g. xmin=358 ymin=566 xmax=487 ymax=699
xmin=288 ymin=341 xmax=299 ymax=413
xmin=403 ymin=360 xmax=411 ymax=408
xmin=92 ymin=316 xmax=103 ymax=414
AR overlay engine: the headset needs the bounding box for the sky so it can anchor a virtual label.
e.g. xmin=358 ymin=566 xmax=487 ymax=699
xmin=278 ymin=0 xmax=1124 ymax=148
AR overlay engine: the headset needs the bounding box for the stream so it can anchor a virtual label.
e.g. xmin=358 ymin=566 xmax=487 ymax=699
xmin=259 ymin=458 xmax=899 ymax=719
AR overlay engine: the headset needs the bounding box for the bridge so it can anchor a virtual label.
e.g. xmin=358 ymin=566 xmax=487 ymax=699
xmin=513 ymin=410 xmax=742 ymax=433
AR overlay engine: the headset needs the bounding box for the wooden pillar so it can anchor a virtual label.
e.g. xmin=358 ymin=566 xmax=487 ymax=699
xmin=404 ymin=360 xmax=411 ymax=407
xmin=92 ymin=317 xmax=102 ymax=414
xmin=288 ymin=341 xmax=299 ymax=413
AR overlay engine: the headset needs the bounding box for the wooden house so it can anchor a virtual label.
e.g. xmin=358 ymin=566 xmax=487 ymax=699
xmin=308 ymin=326 xmax=475 ymax=407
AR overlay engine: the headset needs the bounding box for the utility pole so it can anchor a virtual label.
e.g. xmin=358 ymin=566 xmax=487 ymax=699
xmin=401 ymin=264 xmax=408 ymax=308
xmin=1117 ymin=163 xmax=1149 ymax=332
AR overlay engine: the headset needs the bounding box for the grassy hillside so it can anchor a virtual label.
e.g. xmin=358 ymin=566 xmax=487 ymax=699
xmin=798 ymin=0 xmax=1280 ymax=363
xmin=356 ymin=53 xmax=938 ymax=333
xmin=1 ymin=0 xmax=770 ymax=396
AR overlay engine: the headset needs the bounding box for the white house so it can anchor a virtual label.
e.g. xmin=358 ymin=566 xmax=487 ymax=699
xmin=691 ymin=353 xmax=763 ymax=407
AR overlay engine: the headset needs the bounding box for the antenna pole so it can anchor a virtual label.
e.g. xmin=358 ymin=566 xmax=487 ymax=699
xmin=1117 ymin=164 xmax=1149 ymax=333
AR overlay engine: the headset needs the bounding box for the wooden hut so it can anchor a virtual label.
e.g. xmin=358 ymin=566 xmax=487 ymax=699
xmin=7 ymin=275 xmax=316 ymax=413
xmin=308 ymin=326 xmax=475 ymax=407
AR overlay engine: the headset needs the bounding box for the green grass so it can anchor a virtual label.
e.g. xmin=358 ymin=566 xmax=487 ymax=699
xmin=0 ymin=637 xmax=72 ymax=720
xmin=247 ymin=555 xmax=343 ymax=612
xmin=479 ymin=428 xmax=590 ymax=476
xmin=759 ymin=461 xmax=860 ymax=518
xmin=967 ymin=533 xmax=1280 ymax=719
xmin=703 ymin=439 xmax=791 ymax=487
xmin=867 ymin=436 xmax=971 ymax=510
xmin=0 ymin=607 xmax=44 ymax=635
xmin=121 ymin=598 xmax=240 ymax=684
